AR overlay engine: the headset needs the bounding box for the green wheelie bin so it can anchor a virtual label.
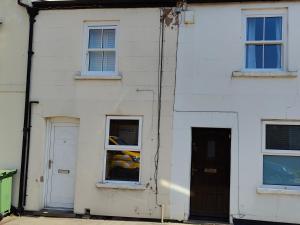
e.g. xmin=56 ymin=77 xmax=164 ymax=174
xmin=0 ymin=170 xmax=17 ymax=221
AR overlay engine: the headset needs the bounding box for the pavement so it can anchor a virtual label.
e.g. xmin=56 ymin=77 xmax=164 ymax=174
xmin=0 ymin=216 xmax=227 ymax=225
xmin=1 ymin=216 xmax=170 ymax=225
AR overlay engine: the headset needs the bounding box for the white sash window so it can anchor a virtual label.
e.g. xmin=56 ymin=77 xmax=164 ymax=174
xmin=244 ymin=10 xmax=287 ymax=71
xmin=83 ymin=24 xmax=118 ymax=76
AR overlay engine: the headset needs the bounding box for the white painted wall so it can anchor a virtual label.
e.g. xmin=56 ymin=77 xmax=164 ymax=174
xmin=171 ymin=2 xmax=300 ymax=224
xmin=0 ymin=0 xmax=28 ymax=206
xmin=26 ymin=8 xmax=177 ymax=219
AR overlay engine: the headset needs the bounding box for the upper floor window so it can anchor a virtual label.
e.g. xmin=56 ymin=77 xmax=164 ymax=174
xmin=244 ymin=11 xmax=286 ymax=71
xmin=83 ymin=24 xmax=118 ymax=76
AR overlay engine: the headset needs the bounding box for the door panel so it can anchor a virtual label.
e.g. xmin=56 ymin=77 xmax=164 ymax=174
xmin=190 ymin=128 xmax=231 ymax=221
xmin=46 ymin=123 xmax=78 ymax=209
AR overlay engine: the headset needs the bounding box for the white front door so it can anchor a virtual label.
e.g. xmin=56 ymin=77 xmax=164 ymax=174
xmin=45 ymin=122 xmax=79 ymax=209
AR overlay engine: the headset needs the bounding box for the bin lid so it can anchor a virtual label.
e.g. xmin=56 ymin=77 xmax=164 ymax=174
xmin=0 ymin=170 xmax=17 ymax=180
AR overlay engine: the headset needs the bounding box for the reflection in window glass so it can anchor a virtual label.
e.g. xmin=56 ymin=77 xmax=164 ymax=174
xmin=266 ymin=125 xmax=300 ymax=150
xmin=109 ymin=120 xmax=139 ymax=146
xmin=105 ymin=150 xmax=140 ymax=182
xmin=263 ymin=155 xmax=300 ymax=186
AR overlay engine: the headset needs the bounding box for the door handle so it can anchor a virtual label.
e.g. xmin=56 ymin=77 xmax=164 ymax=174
xmin=48 ymin=160 xmax=53 ymax=169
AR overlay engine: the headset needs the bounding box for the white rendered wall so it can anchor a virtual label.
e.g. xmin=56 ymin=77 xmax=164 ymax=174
xmin=172 ymin=2 xmax=300 ymax=224
xmin=0 ymin=0 xmax=28 ymax=206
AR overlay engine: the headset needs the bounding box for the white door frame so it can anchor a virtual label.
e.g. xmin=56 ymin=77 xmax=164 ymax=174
xmin=43 ymin=117 xmax=79 ymax=209
xmin=170 ymin=112 xmax=239 ymax=223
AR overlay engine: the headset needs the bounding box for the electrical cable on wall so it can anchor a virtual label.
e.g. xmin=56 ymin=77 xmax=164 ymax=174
xmin=154 ymin=8 xmax=165 ymax=206
xmin=154 ymin=3 xmax=185 ymax=207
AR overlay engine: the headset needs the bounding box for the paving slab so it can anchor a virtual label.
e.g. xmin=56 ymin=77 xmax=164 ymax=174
xmin=0 ymin=216 xmax=177 ymax=225
xmin=0 ymin=216 xmax=229 ymax=225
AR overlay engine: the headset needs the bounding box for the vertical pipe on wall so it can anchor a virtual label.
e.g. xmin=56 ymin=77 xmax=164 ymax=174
xmin=17 ymin=1 xmax=39 ymax=213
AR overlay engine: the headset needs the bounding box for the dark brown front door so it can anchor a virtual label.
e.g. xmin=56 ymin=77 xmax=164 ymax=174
xmin=190 ymin=128 xmax=231 ymax=222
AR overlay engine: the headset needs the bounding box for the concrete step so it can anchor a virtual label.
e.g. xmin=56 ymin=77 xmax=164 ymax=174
xmin=33 ymin=209 xmax=76 ymax=218
xmin=184 ymin=220 xmax=231 ymax=225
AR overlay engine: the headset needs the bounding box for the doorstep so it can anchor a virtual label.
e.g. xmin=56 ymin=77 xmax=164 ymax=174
xmin=32 ymin=209 xmax=76 ymax=218
xmin=184 ymin=220 xmax=231 ymax=225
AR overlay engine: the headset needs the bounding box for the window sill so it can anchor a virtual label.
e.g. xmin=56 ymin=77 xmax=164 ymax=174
xmin=96 ymin=182 xmax=146 ymax=190
xmin=232 ymin=71 xmax=298 ymax=79
xmin=257 ymin=185 xmax=300 ymax=196
xmin=74 ymin=75 xmax=122 ymax=80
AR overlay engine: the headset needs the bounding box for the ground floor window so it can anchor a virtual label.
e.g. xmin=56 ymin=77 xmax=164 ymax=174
xmin=104 ymin=116 xmax=142 ymax=183
xmin=263 ymin=121 xmax=300 ymax=186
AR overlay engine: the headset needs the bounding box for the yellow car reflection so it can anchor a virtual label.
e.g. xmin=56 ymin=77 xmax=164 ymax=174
xmin=108 ymin=136 xmax=140 ymax=170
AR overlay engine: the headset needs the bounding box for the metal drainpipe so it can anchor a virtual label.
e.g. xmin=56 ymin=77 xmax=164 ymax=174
xmin=17 ymin=1 xmax=39 ymax=213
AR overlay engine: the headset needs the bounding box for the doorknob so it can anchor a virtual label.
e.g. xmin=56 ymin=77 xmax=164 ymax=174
xmin=48 ymin=160 xmax=53 ymax=169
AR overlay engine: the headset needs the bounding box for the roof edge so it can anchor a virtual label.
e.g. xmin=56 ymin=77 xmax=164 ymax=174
xmin=32 ymin=0 xmax=177 ymax=9
xmin=31 ymin=0 xmax=295 ymax=10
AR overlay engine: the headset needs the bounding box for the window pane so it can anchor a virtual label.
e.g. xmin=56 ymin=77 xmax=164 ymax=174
xmin=103 ymin=51 xmax=116 ymax=72
xmin=265 ymin=17 xmax=282 ymax=41
xmin=263 ymin=156 xmax=300 ymax=186
xmin=246 ymin=45 xmax=263 ymax=69
xmin=247 ymin=17 xmax=264 ymax=41
xmin=102 ymin=29 xmax=115 ymax=48
xmin=264 ymin=44 xmax=281 ymax=69
xmin=106 ymin=150 xmax=140 ymax=182
xmin=266 ymin=125 xmax=300 ymax=150
xmin=89 ymin=29 xmax=102 ymax=48
xmin=109 ymin=119 xmax=139 ymax=146
xmin=89 ymin=52 xmax=103 ymax=71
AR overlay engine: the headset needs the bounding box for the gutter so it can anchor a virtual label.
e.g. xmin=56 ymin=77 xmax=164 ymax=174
xmin=31 ymin=0 xmax=292 ymax=10
xmin=32 ymin=0 xmax=177 ymax=10
xmin=17 ymin=0 xmax=39 ymax=213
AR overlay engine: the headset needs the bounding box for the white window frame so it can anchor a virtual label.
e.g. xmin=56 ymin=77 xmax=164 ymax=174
xmin=262 ymin=120 xmax=300 ymax=187
xmin=243 ymin=9 xmax=287 ymax=72
xmin=82 ymin=22 xmax=119 ymax=76
xmin=103 ymin=116 xmax=143 ymax=184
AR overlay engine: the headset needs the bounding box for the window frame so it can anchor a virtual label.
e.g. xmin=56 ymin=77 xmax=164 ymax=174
xmin=103 ymin=116 xmax=143 ymax=184
xmin=262 ymin=120 xmax=300 ymax=187
xmin=82 ymin=22 xmax=119 ymax=76
xmin=243 ymin=10 xmax=287 ymax=72
xmin=262 ymin=120 xmax=300 ymax=156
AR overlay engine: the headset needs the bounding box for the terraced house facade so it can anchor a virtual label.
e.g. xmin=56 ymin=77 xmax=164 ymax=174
xmin=1 ymin=0 xmax=300 ymax=224
xmin=0 ymin=0 xmax=28 ymax=208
